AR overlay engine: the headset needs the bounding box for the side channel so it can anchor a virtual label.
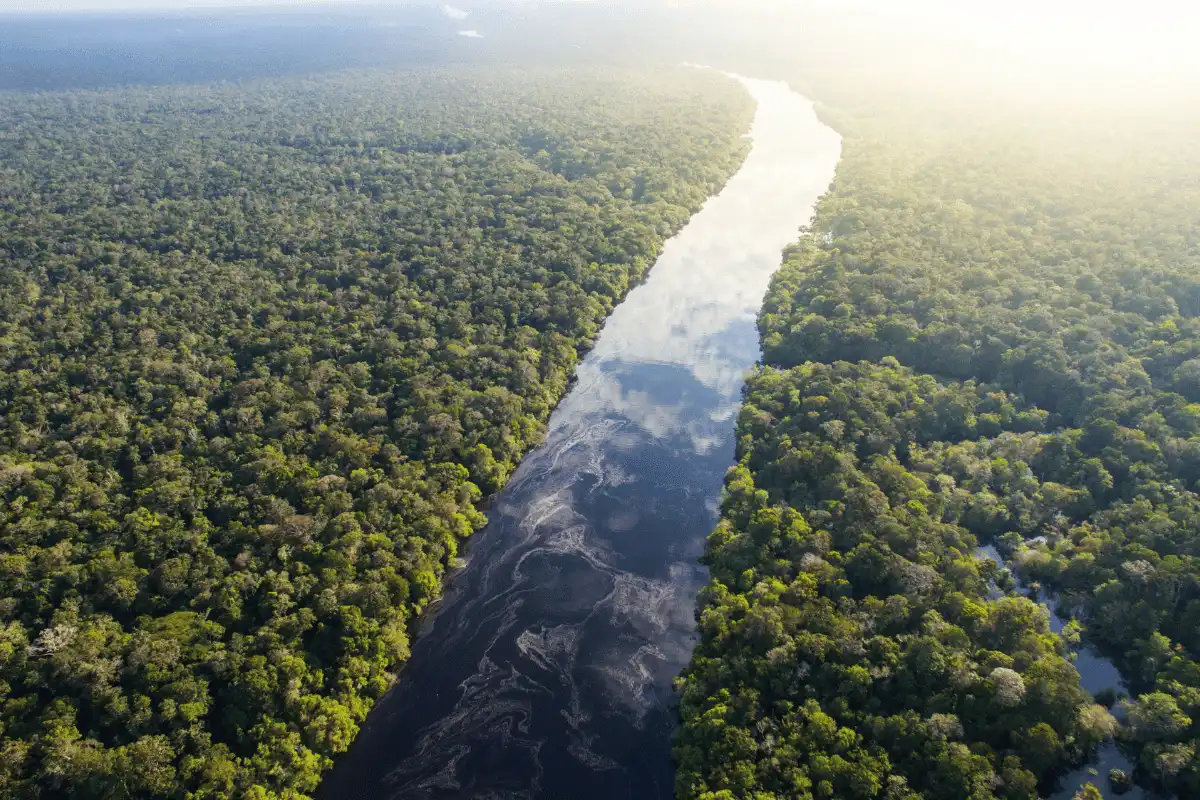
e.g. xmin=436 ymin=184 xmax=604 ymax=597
xmin=319 ymin=72 xmax=843 ymax=800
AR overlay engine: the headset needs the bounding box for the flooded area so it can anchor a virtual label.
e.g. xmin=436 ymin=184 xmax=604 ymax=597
xmin=977 ymin=545 xmax=1153 ymax=800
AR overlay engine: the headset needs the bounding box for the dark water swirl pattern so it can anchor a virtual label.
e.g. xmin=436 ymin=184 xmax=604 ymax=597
xmin=318 ymin=71 xmax=842 ymax=800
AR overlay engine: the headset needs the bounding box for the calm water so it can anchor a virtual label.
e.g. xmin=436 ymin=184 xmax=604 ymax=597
xmin=318 ymin=72 xmax=842 ymax=800
xmin=977 ymin=546 xmax=1156 ymax=800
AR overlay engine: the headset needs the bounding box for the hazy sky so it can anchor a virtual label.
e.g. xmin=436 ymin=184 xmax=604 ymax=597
xmin=3 ymin=0 xmax=1198 ymax=80
xmin=0 ymin=0 xmax=356 ymax=9
xmin=0 ymin=0 xmax=413 ymax=9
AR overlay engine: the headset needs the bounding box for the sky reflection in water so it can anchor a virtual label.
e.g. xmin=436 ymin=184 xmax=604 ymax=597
xmin=317 ymin=73 xmax=842 ymax=800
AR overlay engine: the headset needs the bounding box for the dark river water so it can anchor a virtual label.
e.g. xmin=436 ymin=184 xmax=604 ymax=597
xmin=317 ymin=72 xmax=842 ymax=800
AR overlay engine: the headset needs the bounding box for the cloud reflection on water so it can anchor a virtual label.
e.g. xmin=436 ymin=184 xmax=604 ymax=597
xmin=317 ymin=72 xmax=841 ymax=800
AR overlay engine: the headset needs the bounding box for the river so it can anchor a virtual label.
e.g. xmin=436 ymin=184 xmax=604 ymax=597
xmin=317 ymin=72 xmax=842 ymax=800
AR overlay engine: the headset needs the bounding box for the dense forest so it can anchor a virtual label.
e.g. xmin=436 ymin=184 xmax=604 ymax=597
xmin=675 ymin=89 xmax=1200 ymax=798
xmin=0 ymin=67 xmax=754 ymax=798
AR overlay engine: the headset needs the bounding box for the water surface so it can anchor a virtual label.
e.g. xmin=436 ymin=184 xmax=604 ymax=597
xmin=977 ymin=546 xmax=1152 ymax=800
xmin=318 ymin=72 xmax=841 ymax=800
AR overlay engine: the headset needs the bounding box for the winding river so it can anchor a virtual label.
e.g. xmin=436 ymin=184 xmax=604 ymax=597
xmin=318 ymin=72 xmax=842 ymax=799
